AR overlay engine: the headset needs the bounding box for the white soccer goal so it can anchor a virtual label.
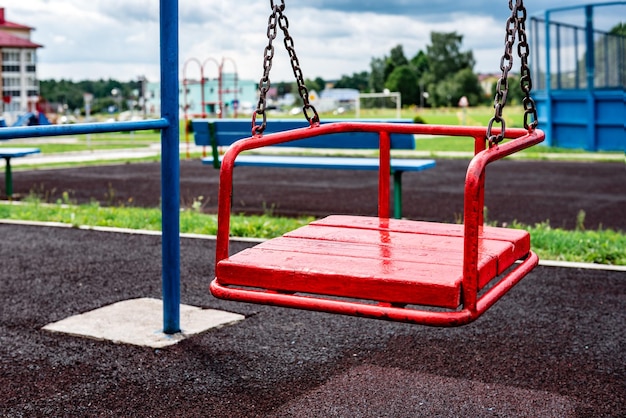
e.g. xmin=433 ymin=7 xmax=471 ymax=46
xmin=355 ymin=91 xmax=402 ymax=119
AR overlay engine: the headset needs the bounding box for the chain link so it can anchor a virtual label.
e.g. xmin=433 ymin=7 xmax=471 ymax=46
xmin=487 ymin=0 xmax=538 ymax=146
xmin=252 ymin=0 xmax=319 ymax=136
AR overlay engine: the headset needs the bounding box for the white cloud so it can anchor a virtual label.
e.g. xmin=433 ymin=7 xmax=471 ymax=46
xmin=6 ymin=0 xmax=623 ymax=83
xmin=51 ymin=35 xmax=72 ymax=45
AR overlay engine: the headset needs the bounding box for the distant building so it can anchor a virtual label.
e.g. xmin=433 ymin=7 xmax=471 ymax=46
xmin=0 ymin=7 xmax=43 ymax=115
xmin=478 ymin=73 xmax=499 ymax=96
xmin=320 ymin=88 xmax=359 ymax=111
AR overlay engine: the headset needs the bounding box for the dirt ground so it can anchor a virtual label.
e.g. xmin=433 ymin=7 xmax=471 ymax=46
xmin=8 ymin=158 xmax=626 ymax=231
xmin=1 ymin=158 xmax=625 ymax=416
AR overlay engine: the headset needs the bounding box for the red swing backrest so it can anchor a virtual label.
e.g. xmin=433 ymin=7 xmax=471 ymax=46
xmin=215 ymin=122 xmax=545 ymax=276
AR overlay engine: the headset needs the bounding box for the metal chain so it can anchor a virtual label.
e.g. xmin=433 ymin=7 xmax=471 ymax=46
xmin=251 ymin=1 xmax=281 ymax=136
xmin=487 ymin=0 xmax=538 ymax=146
xmin=252 ymin=0 xmax=319 ymax=136
xmin=276 ymin=8 xmax=320 ymax=128
xmin=516 ymin=2 xmax=539 ymax=133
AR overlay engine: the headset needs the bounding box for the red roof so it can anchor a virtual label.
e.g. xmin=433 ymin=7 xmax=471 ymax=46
xmin=0 ymin=9 xmax=41 ymax=48
xmin=0 ymin=8 xmax=33 ymax=30
xmin=0 ymin=31 xmax=41 ymax=48
xmin=0 ymin=21 xmax=33 ymax=30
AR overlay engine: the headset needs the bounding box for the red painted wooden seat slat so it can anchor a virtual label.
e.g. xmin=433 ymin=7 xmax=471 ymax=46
xmin=216 ymin=215 xmax=530 ymax=309
xmin=307 ymin=216 xmax=531 ymax=275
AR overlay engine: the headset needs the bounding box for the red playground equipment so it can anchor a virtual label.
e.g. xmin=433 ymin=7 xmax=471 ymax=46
xmin=210 ymin=0 xmax=544 ymax=326
xmin=182 ymin=57 xmax=239 ymax=158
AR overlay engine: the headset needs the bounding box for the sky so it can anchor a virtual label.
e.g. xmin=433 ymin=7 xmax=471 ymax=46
xmin=6 ymin=0 xmax=624 ymax=84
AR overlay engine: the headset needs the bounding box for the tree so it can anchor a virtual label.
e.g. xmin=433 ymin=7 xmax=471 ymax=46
xmin=426 ymin=32 xmax=475 ymax=81
xmin=490 ymin=74 xmax=524 ymax=106
xmin=304 ymin=78 xmax=324 ymax=94
xmin=334 ymin=71 xmax=370 ymax=91
xmin=39 ymin=78 xmax=146 ymax=115
xmin=610 ymin=22 xmax=625 ymax=36
xmin=453 ymin=68 xmax=484 ymax=106
xmin=423 ymin=31 xmax=482 ymax=107
xmin=384 ymin=45 xmax=409 ymax=81
xmin=276 ymin=81 xmax=293 ymax=97
xmin=369 ymin=57 xmax=385 ymax=92
xmin=314 ymin=77 xmax=326 ymax=91
xmin=410 ymin=50 xmax=429 ymax=82
xmin=434 ymin=78 xmax=459 ymax=107
xmin=384 ymin=65 xmax=419 ymax=106
xmin=39 ymin=79 xmax=84 ymax=111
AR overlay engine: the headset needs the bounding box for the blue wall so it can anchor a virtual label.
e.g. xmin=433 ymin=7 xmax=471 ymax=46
xmin=534 ymin=89 xmax=625 ymax=151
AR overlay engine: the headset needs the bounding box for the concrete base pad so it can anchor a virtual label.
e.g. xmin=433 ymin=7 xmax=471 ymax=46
xmin=42 ymin=297 xmax=245 ymax=348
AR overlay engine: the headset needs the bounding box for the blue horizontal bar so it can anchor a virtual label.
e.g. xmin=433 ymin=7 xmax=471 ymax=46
xmin=204 ymin=155 xmax=437 ymax=172
xmin=533 ymin=1 xmax=625 ymax=16
xmin=0 ymin=118 xmax=170 ymax=140
xmin=0 ymin=148 xmax=41 ymax=158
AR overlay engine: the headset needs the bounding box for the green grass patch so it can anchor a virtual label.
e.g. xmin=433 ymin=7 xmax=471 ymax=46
xmin=0 ymin=200 xmax=623 ymax=265
xmin=416 ymin=111 xmax=462 ymax=126
xmin=518 ymin=221 xmax=626 ymax=265
xmin=12 ymin=156 xmax=162 ymax=172
xmin=1 ymin=130 xmax=160 ymax=154
xmin=414 ymin=136 xmax=475 ymax=153
xmin=0 ymin=199 xmax=313 ymax=240
xmin=0 ymin=143 xmax=153 ymax=154
xmin=87 ymin=132 xmax=162 ymax=143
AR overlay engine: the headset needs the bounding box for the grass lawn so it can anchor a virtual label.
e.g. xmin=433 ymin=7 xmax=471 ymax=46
xmin=1 ymin=200 xmax=624 ymax=266
xmin=0 ymin=131 xmax=160 ymax=154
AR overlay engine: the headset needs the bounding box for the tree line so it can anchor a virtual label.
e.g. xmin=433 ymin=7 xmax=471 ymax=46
xmin=339 ymin=23 xmax=624 ymax=106
xmin=301 ymin=31 xmax=528 ymax=108
xmin=41 ymin=25 xmax=624 ymax=114
xmin=39 ymin=79 xmax=145 ymax=114
xmin=40 ymin=30 xmax=533 ymax=114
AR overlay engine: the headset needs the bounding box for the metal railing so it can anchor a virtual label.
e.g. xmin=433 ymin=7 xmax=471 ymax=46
xmin=531 ymin=3 xmax=626 ymax=91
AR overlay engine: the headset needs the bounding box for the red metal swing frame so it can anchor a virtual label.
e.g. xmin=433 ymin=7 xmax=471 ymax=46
xmin=211 ymin=122 xmax=544 ymax=326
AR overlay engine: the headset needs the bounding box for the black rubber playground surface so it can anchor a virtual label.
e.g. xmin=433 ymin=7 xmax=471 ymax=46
xmin=1 ymin=159 xmax=625 ymax=416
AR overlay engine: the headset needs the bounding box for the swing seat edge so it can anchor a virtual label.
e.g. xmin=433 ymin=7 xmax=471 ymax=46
xmin=212 ymin=214 xmax=533 ymax=325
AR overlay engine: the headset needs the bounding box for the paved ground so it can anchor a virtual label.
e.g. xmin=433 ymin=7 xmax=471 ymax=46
xmin=1 ymin=224 xmax=624 ymax=417
xmin=1 ymin=158 xmax=625 ymax=416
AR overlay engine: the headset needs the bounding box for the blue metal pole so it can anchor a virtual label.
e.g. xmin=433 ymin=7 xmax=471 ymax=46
xmin=0 ymin=119 xmax=168 ymax=141
xmin=160 ymin=0 xmax=181 ymax=334
xmin=544 ymin=10 xmax=553 ymax=147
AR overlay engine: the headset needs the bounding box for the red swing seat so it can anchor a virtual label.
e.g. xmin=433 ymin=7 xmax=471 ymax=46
xmin=211 ymin=122 xmax=544 ymax=326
